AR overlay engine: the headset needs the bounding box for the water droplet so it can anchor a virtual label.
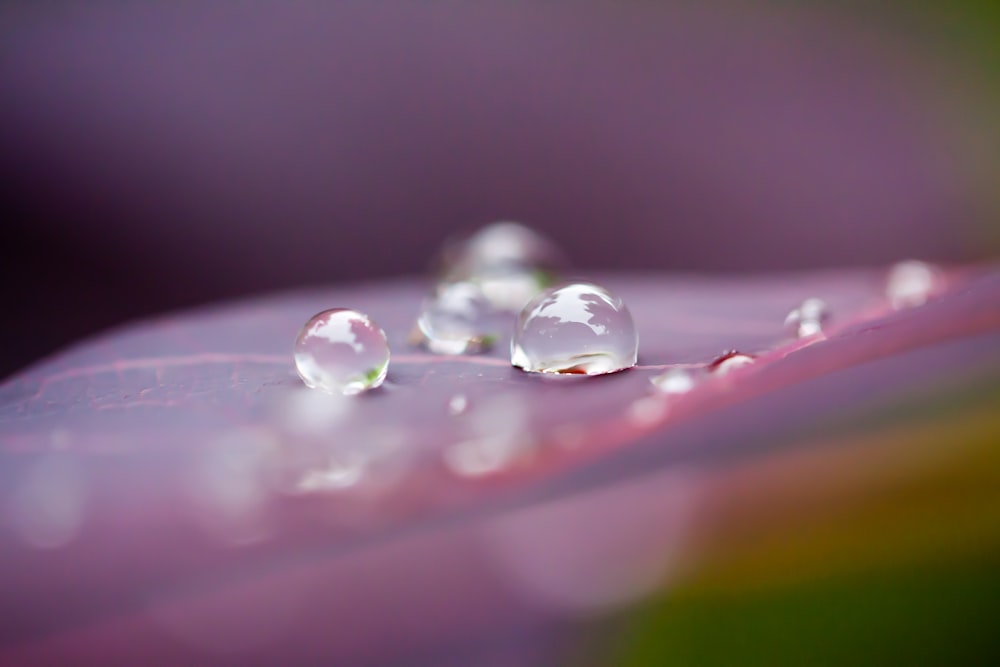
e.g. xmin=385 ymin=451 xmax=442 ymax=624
xmin=886 ymin=260 xmax=939 ymax=308
xmin=439 ymin=222 xmax=565 ymax=311
xmin=511 ymin=282 xmax=638 ymax=375
xmin=650 ymin=367 xmax=696 ymax=394
xmin=709 ymin=350 xmax=756 ymax=375
xmin=293 ymin=309 xmax=389 ymax=395
xmin=447 ymin=393 xmax=469 ymax=416
xmin=784 ymin=297 xmax=830 ymax=338
xmin=414 ymin=282 xmax=500 ymax=354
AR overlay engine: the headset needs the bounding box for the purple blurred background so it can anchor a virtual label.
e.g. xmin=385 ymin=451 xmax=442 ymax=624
xmin=1 ymin=2 xmax=997 ymax=376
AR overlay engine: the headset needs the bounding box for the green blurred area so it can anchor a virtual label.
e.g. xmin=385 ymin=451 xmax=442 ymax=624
xmin=596 ymin=370 xmax=1000 ymax=665
xmin=616 ymin=562 xmax=1000 ymax=666
xmin=859 ymin=0 xmax=1000 ymax=247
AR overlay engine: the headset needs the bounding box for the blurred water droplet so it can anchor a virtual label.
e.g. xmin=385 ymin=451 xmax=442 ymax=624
xmin=414 ymin=282 xmax=499 ymax=354
xmin=627 ymin=395 xmax=669 ymax=426
xmin=444 ymin=435 xmax=526 ymax=477
xmin=886 ymin=260 xmax=939 ymax=308
xmin=439 ymin=221 xmax=565 ymax=311
xmin=188 ymin=429 xmax=277 ymax=545
xmin=650 ymin=367 xmax=696 ymax=394
xmin=442 ymin=221 xmax=565 ymax=277
xmin=447 ymin=393 xmax=469 ymax=415
xmin=444 ymin=394 xmax=533 ymax=477
xmin=296 ymin=451 xmax=367 ymax=492
xmin=784 ymin=297 xmax=830 ymax=338
xmin=511 ymin=282 xmax=637 ymax=375
xmin=9 ymin=455 xmax=86 ymax=549
xmin=472 ymin=265 xmax=555 ymax=312
xmin=293 ymin=308 xmax=389 ymax=395
xmin=278 ymin=424 xmax=408 ymax=497
xmin=276 ymin=388 xmax=352 ymax=436
xmin=709 ymin=350 xmax=756 ymax=375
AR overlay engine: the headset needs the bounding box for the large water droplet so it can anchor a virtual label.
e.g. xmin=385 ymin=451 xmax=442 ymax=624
xmin=650 ymin=367 xmax=696 ymax=394
xmin=784 ymin=297 xmax=830 ymax=338
xmin=886 ymin=260 xmax=939 ymax=308
xmin=414 ymin=282 xmax=500 ymax=354
xmin=294 ymin=309 xmax=389 ymax=395
xmin=709 ymin=350 xmax=756 ymax=375
xmin=511 ymin=282 xmax=638 ymax=375
xmin=439 ymin=221 xmax=565 ymax=311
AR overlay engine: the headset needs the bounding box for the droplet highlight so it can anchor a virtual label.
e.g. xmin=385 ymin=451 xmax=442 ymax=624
xmin=886 ymin=260 xmax=939 ymax=308
xmin=511 ymin=282 xmax=638 ymax=375
xmin=784 ymin=297 xmax=830 ymax=338
xmin=293 ymin=308 xmax=390 ymax=395
xmin=709 ymin=350 xmax=756 ymax=375
xmin=414 ymin=282 xmax=500 ymax=354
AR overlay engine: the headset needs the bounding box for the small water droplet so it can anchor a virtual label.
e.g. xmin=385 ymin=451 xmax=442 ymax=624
xmin=511 ymin=282 xmax=638 ymax=375
xmin=709 ymin=350 xmax=756 ymax=375
xmin=784 ymin=297 xmax=830 ymax=338
xmin=414 ymin=282 xmax=499 ymax=354
xmin=649 ymin=367 xmax=696 ymax=394
xmin=447 ymin=393 xmax=469 ymax=415
xmin=294 ymin=309 xmax=390 ymax=395
xmin=886 ymin=260 xmax=939 ymax=308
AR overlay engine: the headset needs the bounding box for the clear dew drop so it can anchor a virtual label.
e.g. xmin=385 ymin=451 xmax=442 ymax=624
xmin=511 ymin=282 xmax=638 ymax=375
xmin=709 ymin=350 xmax=756 ymax=375
xmin=414 ymin=282 xmax=500 ymax=354
xmin=784 ymin=297 xmax=831 ymax=338
xmin=293 ymin=308 xmax=390 ymax=395
xmin=650 ymin=367 xmax=696 ymax=395
xmin=886 ymin=260 xmax=939 ymax=308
